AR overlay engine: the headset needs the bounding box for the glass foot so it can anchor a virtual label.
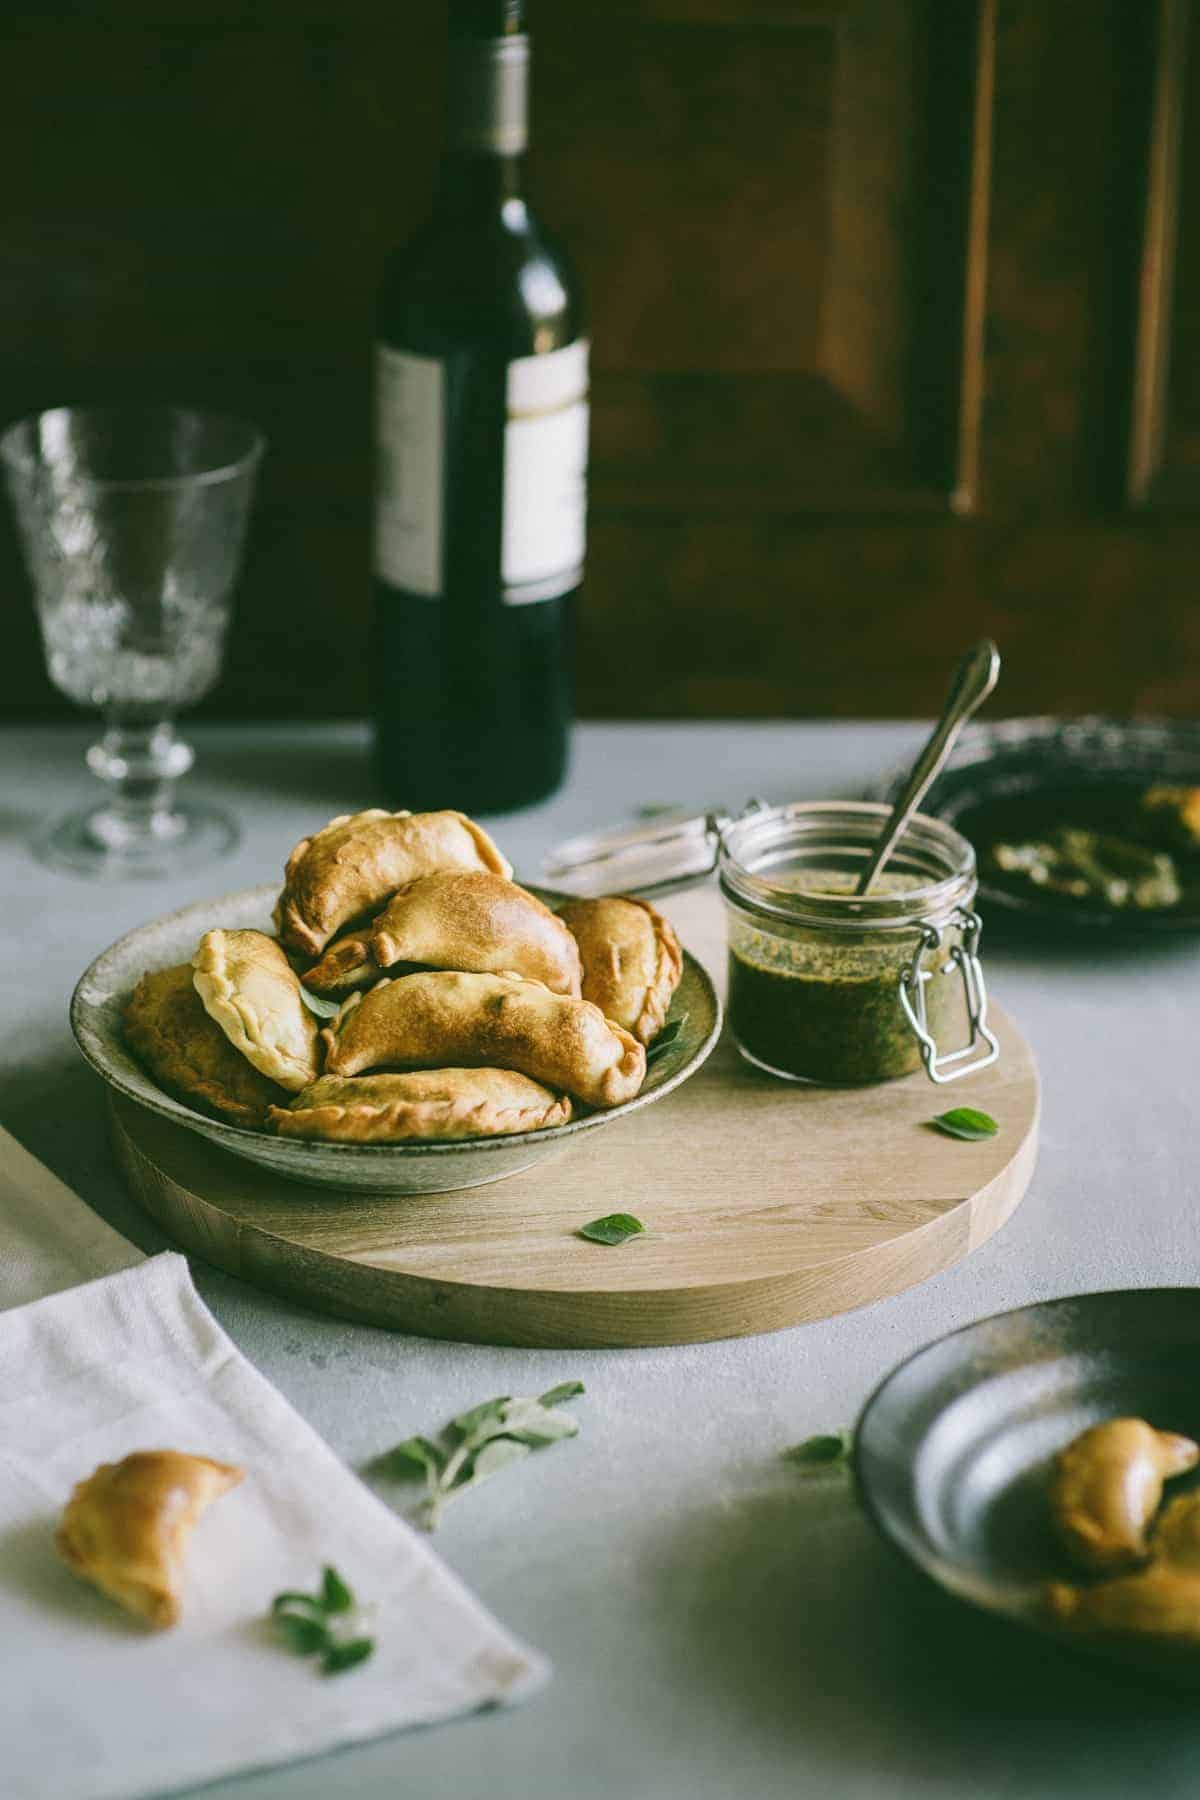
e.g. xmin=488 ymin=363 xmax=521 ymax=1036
xmin=32 ymin=799 xmax=239 ymax=879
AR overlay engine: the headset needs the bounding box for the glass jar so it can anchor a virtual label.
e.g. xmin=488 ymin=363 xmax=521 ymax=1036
xmin=719 ymin=801 xmax=998 ymax=1085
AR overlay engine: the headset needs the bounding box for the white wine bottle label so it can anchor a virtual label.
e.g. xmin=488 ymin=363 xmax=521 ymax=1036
xmin=374 ymin=345 xmax=444 ymax=597
xmin=502 ymin=338 xmax=589 ymax=604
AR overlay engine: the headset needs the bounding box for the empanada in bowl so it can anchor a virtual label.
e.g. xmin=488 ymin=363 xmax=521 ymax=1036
xmin=558 ymin=896 xmax=683 ymax=1045
xmin=57 ymin=1450 xmax=243 ymax=1629
xmin=275 ymin=809 xmax=512 ymax=956
xmin=123 ymin=964 xmax=286 ymax=1126
xmin=270 ymin=1068 xmax=571 ymax=1142
xmin=192 ymin=928 xmax=320 ymax=1093
xmin=371 ymin=871 xmax=582 ymax=995
xmin=322 ymin=970 xmax=645 ymax=1108
xmin=300 ymin=925 xmax=385 ymax=997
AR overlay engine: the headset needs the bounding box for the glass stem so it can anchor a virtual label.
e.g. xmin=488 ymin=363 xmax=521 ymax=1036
xmin=85 ymin=712 xmax=195 ymax=850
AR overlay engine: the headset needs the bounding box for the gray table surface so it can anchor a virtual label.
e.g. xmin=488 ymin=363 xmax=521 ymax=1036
xmin=4 ymin=718 xmax=1200 ymax=1800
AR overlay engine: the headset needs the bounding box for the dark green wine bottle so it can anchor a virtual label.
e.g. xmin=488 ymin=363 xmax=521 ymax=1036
xmin=372 ymin=0 xmax=586 ymax=813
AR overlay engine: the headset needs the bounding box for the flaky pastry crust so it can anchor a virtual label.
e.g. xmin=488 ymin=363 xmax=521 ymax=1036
xmin=558 ymin=896 xmax=683 ymax=1044
xmin=371 ymin=871 xmax=582 ymax=995
xmin=322 ymin=970 xmax=645 ymax=1108
xmin=192 ymin=928 xmax=320 ymax=1093
xmin=273 ymin=809 xmax=512 ymax=956
xmin=1049 ymin=1418 xmax=1200 ymax=1573
xmin=124 ymin=963 xmax=286 ymax=1126
xmin=57 ymin=1450 xmax=243 ymax=1628
xmin=269 ymin=1068 xmax=571 ymax=1142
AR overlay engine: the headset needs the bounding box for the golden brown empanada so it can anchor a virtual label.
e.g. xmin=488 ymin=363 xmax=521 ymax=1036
xmin=1049 ymin=1418 xmax=1200 ymax=1572
xmin=124 ymin=964 xmax=286 ymax=1126
xmin=322 ymin=970 xmax=645 ymax=1108
xmin=300 ymin=925 xmax=385 ymax=996
xmin=1045 ymin=1567 xmax=1200 ymax=1644
xmin=371 ymin=871 xmax=581 ymax=995
xmin=192 ymin=929 xmax=320 ymax=1094
xmin=269 ymin=1068 xmax=572 ymax=1142
xmin=274 ymin=809 xmax=512 ymax=956
xmin=557 ymin=896 xmax=683 ymax=1044
xmin=57 ymin=1450 xmax=243 ymax=1629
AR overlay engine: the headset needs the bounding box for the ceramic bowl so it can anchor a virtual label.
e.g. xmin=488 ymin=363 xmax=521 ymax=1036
xmin=71 ymin=883 xmax=722 ymax=1194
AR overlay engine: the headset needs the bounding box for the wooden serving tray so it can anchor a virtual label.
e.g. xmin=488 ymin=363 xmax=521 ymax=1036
xmin=108 ymin=887 xmax=1039 ymax=1348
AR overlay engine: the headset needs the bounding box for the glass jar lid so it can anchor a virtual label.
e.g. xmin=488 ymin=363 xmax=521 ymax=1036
xmin=543 ymin=803 xmax=765 ymax=897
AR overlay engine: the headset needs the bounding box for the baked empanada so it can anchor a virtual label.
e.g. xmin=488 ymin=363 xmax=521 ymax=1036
xmin=275 ymin=809 xmax=512 ymax=955
xmin=371 ymin=871 xmax=582 ymax=995
xmin=57 ymin=1450 xmax=243 ymax=1629
xmin=1049 ymin=1418 xmax=1200 ymax=1572
xmin=192 ymin=929 xmax=320 ymax=1093
xmin=1045 ymin=1567 xmax=1200 ymax=1645
xmin=269 ymin=1068 xmax=571 ymax=1142
xmin=124 ymin=964 xmax=286 ymax=1126
xmin=300 ymin=925 xmax=385 ymax=996
xmin=557 ymin=896 xmax=683 ymax=1044
xmin=322 ymin=971 xmax=645 ymax=1108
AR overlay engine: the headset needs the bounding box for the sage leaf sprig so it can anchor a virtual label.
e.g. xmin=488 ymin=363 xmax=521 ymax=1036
xmin=271 ymin=1566 xmax=375 ymax=1674
xmin=783 ymin=1428 xmax=854 ymax=1475
xmin=389 ymin=1380 xmax=585 ymax=1530
xmin=646 ymin=1015 xmax=688 ymax=1067
xmin=298 ymin=986 xmax=341 ymax=1020
xmin=930 ymin=1106 xmax=998 ymax=1141
xmin=578 ymin=1212 xmax=645 ymax=1246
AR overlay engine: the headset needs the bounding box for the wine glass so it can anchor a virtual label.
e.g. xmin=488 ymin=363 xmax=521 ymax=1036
xmin=1 ymin=405 xmax=264 ymax=876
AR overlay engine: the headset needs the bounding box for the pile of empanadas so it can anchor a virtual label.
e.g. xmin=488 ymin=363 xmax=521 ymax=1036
xmin=124 ymin=808 xmax=683 ymax=1144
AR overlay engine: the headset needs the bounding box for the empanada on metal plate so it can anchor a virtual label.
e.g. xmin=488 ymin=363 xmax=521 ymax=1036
xmin=371 ymin=871 xmax=581 ymax=995
xmin=323 ymin=970 xmax=645 ymax=1108
xmin=274 ymin=809 xmax=512 ymax=955
xmin=558 ymin=895 xmax=683 ymax=1044
xmin=123 ymin=963 xmax=286 ymax=1126
xmin=192 ymin=928 xmax=320 ymax=1093
xmin=270 ymin=1068 xmax=571 ymax=1143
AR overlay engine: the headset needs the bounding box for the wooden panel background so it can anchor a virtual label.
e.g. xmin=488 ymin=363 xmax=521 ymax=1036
xmin=0 ymin=0 xmax=1197 ymax=722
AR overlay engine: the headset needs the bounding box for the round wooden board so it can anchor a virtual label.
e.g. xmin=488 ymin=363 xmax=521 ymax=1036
xmin=108 ymin=996 xmax=1040 ymax=1350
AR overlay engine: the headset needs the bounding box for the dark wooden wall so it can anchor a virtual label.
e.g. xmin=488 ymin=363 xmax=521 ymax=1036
xmin=2 ymin=0 xmax=1198 ymax=721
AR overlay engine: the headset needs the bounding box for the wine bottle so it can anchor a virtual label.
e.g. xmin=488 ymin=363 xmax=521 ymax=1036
xmin=372 ymin=0 xmax=586 ymax=814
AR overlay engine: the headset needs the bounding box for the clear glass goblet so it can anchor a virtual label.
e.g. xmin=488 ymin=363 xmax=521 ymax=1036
xmin=1 ymin=405 xmax=264 ymax=876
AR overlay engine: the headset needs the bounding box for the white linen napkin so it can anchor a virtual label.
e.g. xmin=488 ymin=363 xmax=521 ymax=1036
xmin=0 ymin=1127 xmax=548 ymax=1800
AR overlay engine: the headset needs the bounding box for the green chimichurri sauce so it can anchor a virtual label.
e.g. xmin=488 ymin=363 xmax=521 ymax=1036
xmin=726 ymin=869 xmax=963 ymax=1085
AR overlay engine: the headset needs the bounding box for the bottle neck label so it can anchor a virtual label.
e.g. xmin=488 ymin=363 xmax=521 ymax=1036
xmin=447 ymin=35 xmax=529 ymax=155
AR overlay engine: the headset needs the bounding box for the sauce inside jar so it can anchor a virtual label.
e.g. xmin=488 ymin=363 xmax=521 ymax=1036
xmin=727 ymin=869 xmax=965 ymax=1085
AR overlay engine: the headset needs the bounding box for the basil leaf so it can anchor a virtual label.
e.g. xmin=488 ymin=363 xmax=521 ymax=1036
xmin=539 ymin=1379 xmax=585 ymax=1407
xmin=578 ymin=1212 xmax=645 ymax=1246
xmin=451 ymin=1396 xmax=511 ymax=1439
xmin=784 ymin=1429 xmax=853 ymax=1470
xmin=645 ymin=1015 xmax=688 ymax=1066
xmin=389 ymin=1436 xmax=444 ymax=1480
xmin=298 ymin=986 xmax=342 ymax=1020
xmin=321 ymin=1565 xmax=355 ymax=1615
xmin=276 ymin=1614 xmax=333 ymax=1655
xmin=272 ymin=1592 xmax=328 ymax=1620
xmin=322 ymin=1637 xmax=375 ymax=1675
xmin=930 ymin=1107 xmax=998 ymax=1141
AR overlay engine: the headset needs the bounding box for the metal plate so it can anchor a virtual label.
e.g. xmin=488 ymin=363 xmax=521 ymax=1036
xmin=855 ymin=1288 xmax=1200 ymax=1680
xmin=882 ymin=717 xmax=1200 ymax=935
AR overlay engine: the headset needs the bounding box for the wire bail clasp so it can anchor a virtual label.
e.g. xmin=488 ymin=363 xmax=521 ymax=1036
xmin=898 ymin=907 xmax=999 ymax=1084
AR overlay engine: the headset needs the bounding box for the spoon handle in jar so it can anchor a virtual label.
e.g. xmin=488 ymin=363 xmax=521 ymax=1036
xmin=855 ymin=639 xmax=1000 ymax=897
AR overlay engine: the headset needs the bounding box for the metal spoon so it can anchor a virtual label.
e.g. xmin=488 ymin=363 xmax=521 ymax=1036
xmin=855 ymin=638 xmax=1000 ymax=895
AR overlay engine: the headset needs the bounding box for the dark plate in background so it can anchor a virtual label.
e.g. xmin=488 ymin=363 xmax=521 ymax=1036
xmin=855 ymin=1289 xmax=1200 ymax=1681
xmin=883 ymin=717 xmax=1200 ymax=934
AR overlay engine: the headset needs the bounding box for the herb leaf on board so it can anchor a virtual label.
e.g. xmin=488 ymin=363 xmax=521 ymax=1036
xmin=578 ymin=1213 xmax=645 ymax=1247
xmin=387 ymin=1381 xmax=587 ymax=1530
xmin=783 ymin=1429 xmax=854 ymax=1474
xmin=930 ymin=1107 xmax=998 ymax=1141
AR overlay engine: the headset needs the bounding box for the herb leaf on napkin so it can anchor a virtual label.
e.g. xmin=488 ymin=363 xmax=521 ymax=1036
xmin=271 ymin=1567 xmax=375 ymax=1674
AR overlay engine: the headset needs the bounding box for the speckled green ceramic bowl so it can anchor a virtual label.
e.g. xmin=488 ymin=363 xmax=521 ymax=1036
xmin=71 ymin=883 xmax=721 ymax=1194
